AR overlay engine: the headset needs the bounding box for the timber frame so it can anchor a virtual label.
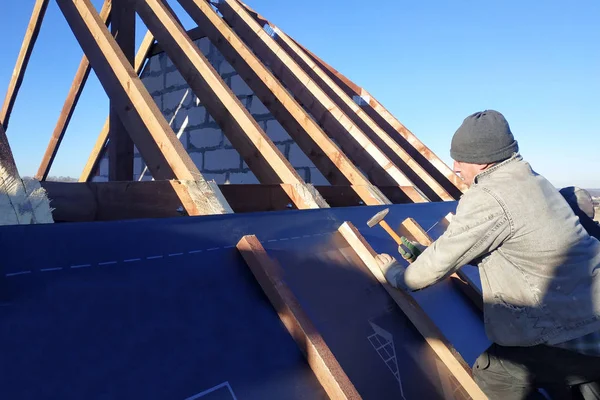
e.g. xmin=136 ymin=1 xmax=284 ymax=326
xmin=1 ymin=0 xmax=466 ymax=221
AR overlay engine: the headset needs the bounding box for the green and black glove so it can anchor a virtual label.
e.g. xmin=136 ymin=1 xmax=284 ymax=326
xmin=398 ymin=236 xmax=424 ymax=263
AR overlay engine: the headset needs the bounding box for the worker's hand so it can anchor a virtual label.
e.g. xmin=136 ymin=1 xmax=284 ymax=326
xmin=398 ymin=237 xmax=425 ymax=263
xmin=375 ymin=253 xmax=406 ymax=290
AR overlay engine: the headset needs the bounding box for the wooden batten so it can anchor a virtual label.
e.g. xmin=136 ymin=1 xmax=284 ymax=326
xmin=236 ymin=235 xmax=362 ymax=400
xmin=56 ymin=0 xmax=231 ymax=215
xmin=214 ymin=0 xmax=421 ymax=193
xmin=134 ymin=0 xmax=327 ymax=210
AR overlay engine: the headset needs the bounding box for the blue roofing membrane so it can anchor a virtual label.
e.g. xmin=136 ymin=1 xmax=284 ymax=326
xmin=0 ymin=202 xmax=488 ymax=399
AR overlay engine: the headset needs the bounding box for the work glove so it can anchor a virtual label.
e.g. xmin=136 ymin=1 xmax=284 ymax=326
xmin=398 ymin=237 xmax=425 ymax=263
xmin=375 ymin=253 xmax=406 ymax=290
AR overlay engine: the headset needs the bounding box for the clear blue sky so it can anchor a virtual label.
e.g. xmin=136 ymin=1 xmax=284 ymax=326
xmin=1 ymin=0 xmax=598 ymax=187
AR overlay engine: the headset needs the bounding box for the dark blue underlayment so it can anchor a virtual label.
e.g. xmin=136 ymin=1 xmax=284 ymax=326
xmin=0 ymin=202 xmax=489 ymax=399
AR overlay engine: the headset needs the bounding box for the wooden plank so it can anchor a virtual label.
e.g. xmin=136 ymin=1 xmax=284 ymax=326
xmin=0 ymin=0 xmax=50 ymax=131
xmin=135 ymin=0 xmax=327 ymax=210
xmin=236 ymin=235 xmax=362 ymax=400
xmin=214 ymin=0 xmax=419 ymax=192
xmin=337 ymin=221 xmax=487 ymax=400
xmin=56 ymin=0 xmax=232 ymax=215
xmin=291 ymin=36 xmax=468 ymax=197
xmin=108 ymin=0 xmax=136 ymax=181
xmin=79 ymin=30 xmax=155 ymax=182
xmin=41 ymin=181 xmax=423 ymax=222
xmin=36 ymin=0 xmax=112 ymax=182
xmin=251 ymin=19 xmax=453 ymax=202
xmin=177 ymin=0 xmax=390 ymax=207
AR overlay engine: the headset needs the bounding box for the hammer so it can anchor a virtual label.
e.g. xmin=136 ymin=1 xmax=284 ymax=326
xmin=366 ymin=208 xmax=403 ymax=246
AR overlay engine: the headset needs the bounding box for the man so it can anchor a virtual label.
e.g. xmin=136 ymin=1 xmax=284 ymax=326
xmin=560 ymin=186 xmax=600 ymax=240
xmin=376 ymin=110 xmax=600 ymax=399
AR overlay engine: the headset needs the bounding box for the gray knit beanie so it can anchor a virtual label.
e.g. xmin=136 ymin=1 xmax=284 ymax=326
xmin=450 ymin=110 xmax=519 ymax=164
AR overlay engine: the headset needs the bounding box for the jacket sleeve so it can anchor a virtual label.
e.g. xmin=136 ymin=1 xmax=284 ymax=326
xmin=391 ymin=187 xmax=512 ymax=291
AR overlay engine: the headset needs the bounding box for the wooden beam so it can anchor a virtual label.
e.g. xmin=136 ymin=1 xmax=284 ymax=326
xmin=41 ymin=181 xmax=421 ymax=222
xmin=259 ymin=23 xmax=453 ymax=202
xmin=176 ymin=0 xmax=390 ymax=207
xmin=36 ymin=0 xmax=112 ymax=182
xmin=56 ymin=0 xmax=232 ymax=215
xmin=134 ymin=0 xmax=327 ymax=210
xmin=108 ymin=0 xmax=136 ymax=181
xmin=79 ymin=30 xmax=155 ymax=183
xmin=214 ymin=0 xmax=419 ymax=194
xmin=289 ymin=35 xmax=468 ymax=197
xmin=0 ymin=0 xmax=50 ymax=131
xmin=337 ymin=221 xmax=487 ymax=400
xmin=236 ymin=235 xmax=362 ymax=400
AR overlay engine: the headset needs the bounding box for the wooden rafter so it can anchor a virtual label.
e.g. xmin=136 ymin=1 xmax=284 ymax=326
xmin=56 ymin=0 xmax=232 ymax=215
xmin=134 ymin=0 xmax=328 ymax=210
xmin=1 ymin=0 xmax=50 ymax=131
xmin=236 ymin=235 xmax=362 ymax=400
xmin=338 ymin=221 xmax=487 ymax=400
xmin=290 ymin=37 xmax=468 ymax=197
xmin=108 ymin=0 xmax=136 ymax=181
xmin=259 ymin=22 xmax=454 ymax=202
xmin=214 ymin=0 xmax=422 ymax=198
xmin=176 ymin=0 xmax=390 ymax=207
xmin=36 ymin=0 xmax=113 ymax=181
xmin=79 ymin=30 xmax=155 ymax=183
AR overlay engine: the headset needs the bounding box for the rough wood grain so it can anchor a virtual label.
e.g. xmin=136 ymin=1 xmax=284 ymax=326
xmin=237 ymin=235 xmax=362 ymax=400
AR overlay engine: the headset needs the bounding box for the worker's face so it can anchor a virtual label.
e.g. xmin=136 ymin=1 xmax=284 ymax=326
xmin=453 ymin=160 xmax=489 ymax=187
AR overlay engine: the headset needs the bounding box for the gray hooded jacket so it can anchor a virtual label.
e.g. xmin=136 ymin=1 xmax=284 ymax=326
xmin=391 ymin=154 xmax=600 ymax=347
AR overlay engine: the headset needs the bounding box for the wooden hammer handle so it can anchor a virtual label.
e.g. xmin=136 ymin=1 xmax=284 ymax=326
xmin=380 ymin=220 xmax=403 ymax=246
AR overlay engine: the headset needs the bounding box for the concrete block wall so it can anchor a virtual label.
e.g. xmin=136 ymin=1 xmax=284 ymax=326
xmin=94 ymin=36 xmax=329 ymax=186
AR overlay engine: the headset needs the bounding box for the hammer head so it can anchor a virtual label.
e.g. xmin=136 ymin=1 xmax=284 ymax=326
xmin=367 ymin=208 xmax=389 ymax=227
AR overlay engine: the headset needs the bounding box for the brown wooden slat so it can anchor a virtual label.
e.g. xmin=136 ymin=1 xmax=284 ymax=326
xmin=338 ymin=221 xmax=487 ymax=400
xmin=36 ymin=0 xmax=112 ymax=182
xmin=176 ymin=0 xmax=390 ymax=207
xmin=41 ymin=181 xmax=421 ymax=222
xmin=108 ymin=0 xmax=136 ymax=181
xmin=56 ymin=0 xmax=231 ymax=215
xmin=236 ymin=235 xmax=362 ymax=400
xmin=0 ymin=0 xmax=50 ymax=131
xmin=134 ymin=0 xmax=327 ymax=210
xmin=214 ymin=0 xmax=420 ymax=195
